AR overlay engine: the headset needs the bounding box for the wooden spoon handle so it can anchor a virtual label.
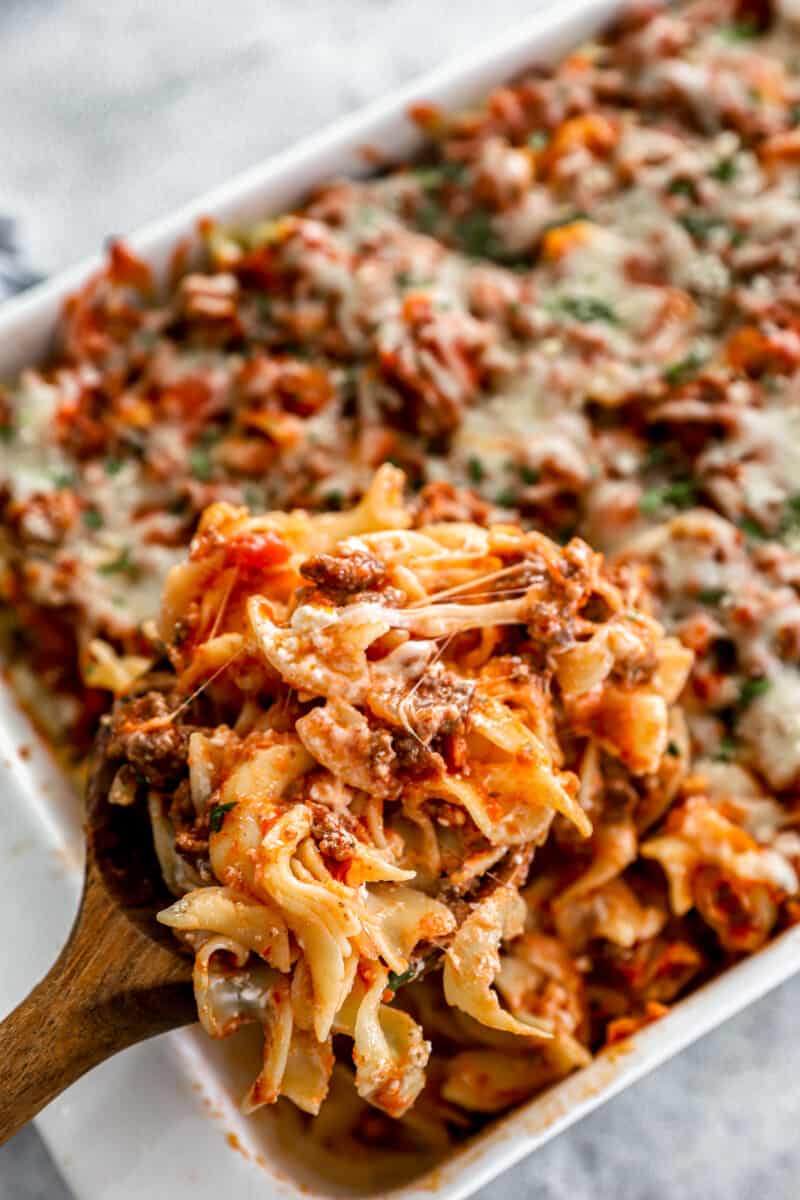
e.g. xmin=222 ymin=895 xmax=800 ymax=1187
xmin=0 ymin=949 xmax=117 ymax=1142
xmin=0 ymin=866 xmax=195 ymax=1145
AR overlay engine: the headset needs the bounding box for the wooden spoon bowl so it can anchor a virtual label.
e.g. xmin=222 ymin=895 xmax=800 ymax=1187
xmin=0 ymin=724 xmax=196 ymax=1145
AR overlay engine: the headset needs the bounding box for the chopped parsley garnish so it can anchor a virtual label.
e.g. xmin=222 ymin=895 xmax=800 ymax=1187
xmin=189 ymin=447 xmax=214 ymax=482
xmin=0 ymin=425 xmax=14 ymax=443
xmin=495 ymin=488 xmax=518 ymax=508
xmin=519 ymin=464 xmax=541 ymax=485
xmin=387 ymin=963 xmax=422 ymax=991
xmin=209 ymin=801 xmax=237 ymax=833
xmin=710 ymin=157 xmax=737 ymax=183
xmin=467 ymin=456 xmax=486 ymax=484
xmin=698 ymin=588 xmax=726 ymax=605
xmin=412 ymin=161 xmax=465 ymax=190
xmin=256 ymin=294 xmax=272 ymax=321
xmin=738 ymin=676 xmax=770 ymax=708
xmin=51 ymin=469 xmax=76 ymax=490
xmin=644 ymin=444 xmax=671 ymax=469
xmin=780 ymin=494 xmax=800 ymax=538
xmin=416 ymin=197 xmax=440 ymax=235
xmin=541 ymin=210 xmax=589 ymax=233
xmin=716 ymin=733 xmax=737 ymax=761
xmin=666 ymin=741 xmax=680 ymax=757
xmin=792 ymin=104 xmax=800 ymax=127
xmin=99 ymin=546 xmax=136 ymax=576
xmin=557 ymin=296 xmax=619 ymax=325
xmin=104 ymin=457 xmax=124 ymax=476
xmin=413 ymin=166 xmax=447 ymax=190
xmin=739 ymin=514 xmax=768 ymax=541
xmin=323 ymin=489 xmax=344 ymax=511
xmin=243 ymin=485 xmax=263 ymax=511
xmin=677 ymin=212 xmax=726 ymax=240
xmin=663 ymin=350 xmax=707 ymax=387
xmin=668 ymin=178 xmax=695 ymax=196
xmin=453 ymin=208 xmax=503 ymax=259
xmin=719 ymin=19 xmax=759 ymax=40
xmin=639 ymin=480 xmax=698 ymax=515
xmin=82 ymin=509 xmax=104 ymax=531
xmin=528 ymin=131 xmax=549 ymax=150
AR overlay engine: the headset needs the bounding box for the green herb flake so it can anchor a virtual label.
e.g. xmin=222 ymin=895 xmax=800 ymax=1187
xmin=780 ymin=494 xmax=800 ymax=538
xmin=639 ymin=480 xmax=697 ymax=516
xmin=645 ymin=444 xmax=671 ymax=469
xmin=467 ymin=456 xmax=486 ymax=484
xmin=454 ymin=208 xmax=502 ymax=259
xmin=719 ymin=19 xmax=759 ymax=41
xmin=716 ymin=733 xmax=737 ymax=761
xmin=495 ymin=488 xmax=518 ymax=508
xmin=739 ymin=515 xmax=768 ymax=541
xmin=0 ymin=425 xmax=15 ymax=443
xmin=677 ymin=212 xmax=726 ymax=241
xmin=738 ymin=676 xmax=770 ymax=709
xmin=668 ymin=178 xmax=695 ymax=196
xmin=519 ymin=464 xmax=540 ymax=485
xmin=412 ymin=166 xmax=447 ymax=191
xmin=189 ymin=447 xmax=214 ymax=482
xmin=416 ymin=197 xmax=440 ymax=236
xmin=557 ymin=295 xmax=619 ymax=325
xmin=528 ymin=131 xmax=549 ymax=150
xmin=666 ymin=741 xmax=681 ymax=757
xmin=663 ymin=350 xmax=707 ymax=387
xmin=412 ymin=161 xmax=465 ymax=190
xmin=324 ymin=489 xmax=344 ymax=511
xmin=541 ymin=211 xmax=590 ymax=234
xmin=243 ymin=485 xmax=263 ymax=511
xmin=209 ymin=801 xmax=237 ymax=834
xmin=710 ymin=157 xmax=737 ymax=183
xmin=99 ymin=547 xmax=136 ymax=577
xmin=104 ymin=457 xmax=124 ymax=476
xmin=387 ymin=964 xmax=421 ymax=992
xmin=82 ymin=509 xmax=104 ymax=531
xmin=698 ymin=587 xmax=726 ymax=605
xmin=51 ymin=469 xmax=76 ymax=490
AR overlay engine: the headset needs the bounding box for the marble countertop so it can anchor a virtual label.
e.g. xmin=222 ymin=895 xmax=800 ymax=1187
xmin=1 ymin=2 xmax=799 ymax=1197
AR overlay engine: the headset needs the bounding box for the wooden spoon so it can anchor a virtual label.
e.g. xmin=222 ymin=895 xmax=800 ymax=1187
xmin=0 ymin=727 xmax=196 ymax=1145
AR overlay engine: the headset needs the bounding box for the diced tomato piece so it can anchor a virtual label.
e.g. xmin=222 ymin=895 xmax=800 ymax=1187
xmin=227 ymin=530 xmax=290 ymax=573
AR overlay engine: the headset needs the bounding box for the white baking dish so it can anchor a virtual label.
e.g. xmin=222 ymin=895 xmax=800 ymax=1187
xmin=4 ymin=1 xmax=800 ymax=1196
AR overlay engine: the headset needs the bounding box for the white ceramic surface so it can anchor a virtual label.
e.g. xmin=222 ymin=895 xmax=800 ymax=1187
xmin=3 ymin=2 xmax=800 ymax=1197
